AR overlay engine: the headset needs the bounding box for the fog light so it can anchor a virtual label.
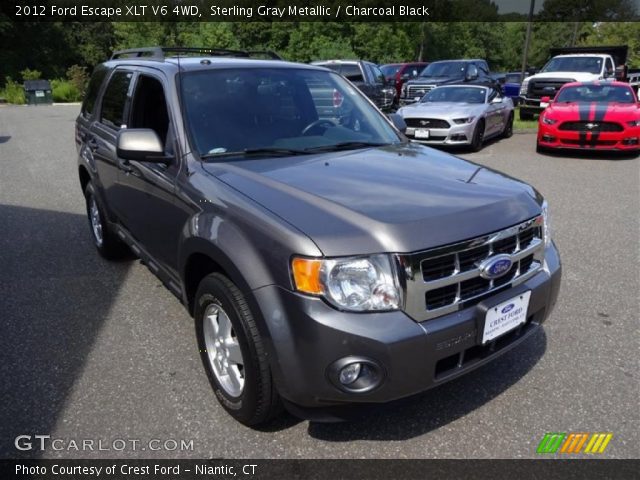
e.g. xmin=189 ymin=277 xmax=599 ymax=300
xmin=542 ymin=134 xmax=555 ymax=142
xmin=328 ymin=357 xmax=384 ymax=393
xmin=622 ymin=137 xmax=638 ymax=145
xmin=339 ymin=363 xmax=361 ymax=385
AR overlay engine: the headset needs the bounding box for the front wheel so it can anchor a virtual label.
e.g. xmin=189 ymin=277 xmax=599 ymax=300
xmin=502 ymin=113 xmax=514 ymax=138
xmin=84 ymin=183 xmax=129 ymax=260
xmin=195 ymin=273 xmax=281 ymax=426
xmin=470 ymin=119 xmax=485 ymax=152
xmin=519 ymin=109 xmax=534 ymax=121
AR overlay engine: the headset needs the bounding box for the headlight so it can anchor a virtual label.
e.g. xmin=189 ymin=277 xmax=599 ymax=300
xmin=453 ymin=117 xmax=475 ymax=124
xmin=291 ymin=254 xmax=401 ymax=312
xmin=542 ymin=116 xmax=557 ymax=125
xmin=627 ymin=120 xmax=640 ymax=127
xmin=541 ymin=201 xmax=552 ymax=247
xmin=519 ymin=79 xmax=529 ymax=95
xmin=401 ymin=84 xmax=407 ymax=96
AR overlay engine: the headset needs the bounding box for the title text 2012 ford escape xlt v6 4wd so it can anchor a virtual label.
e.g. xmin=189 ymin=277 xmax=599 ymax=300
xmin=76 ymin=47 xmax=561 ymax=425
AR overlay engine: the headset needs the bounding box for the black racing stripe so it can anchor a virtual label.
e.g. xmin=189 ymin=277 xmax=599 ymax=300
xmin=578 ymin=102 xmax=591 ymax=147
xmin=589 ymin=103 xmax=609 ymax=147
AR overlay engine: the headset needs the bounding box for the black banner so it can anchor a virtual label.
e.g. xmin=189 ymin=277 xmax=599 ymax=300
xmin=1 ymin=459 xmax=639 ymax=480
xmin=3 ymin=0 xmax=640 ymax=22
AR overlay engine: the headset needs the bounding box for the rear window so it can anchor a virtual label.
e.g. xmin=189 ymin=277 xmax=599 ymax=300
xmin=81 ymin=66 xmax=109 ymax=117
xmin=340 ymin=64 xmax=364 ymax=83
xmin=100 ymin=70 xmax=133 ymax=130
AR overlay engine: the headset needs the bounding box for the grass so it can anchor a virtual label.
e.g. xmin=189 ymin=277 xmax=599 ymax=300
xmin=513 ymin=106 xmax=538 ymax=131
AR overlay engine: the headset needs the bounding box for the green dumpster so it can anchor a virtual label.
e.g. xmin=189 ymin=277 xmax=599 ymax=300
xmin=24 ymin=80 xmax=53 ymax=105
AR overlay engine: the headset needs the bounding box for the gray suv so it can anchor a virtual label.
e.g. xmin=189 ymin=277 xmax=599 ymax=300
xmin=76 ymin=47 xmax=562 ymax=425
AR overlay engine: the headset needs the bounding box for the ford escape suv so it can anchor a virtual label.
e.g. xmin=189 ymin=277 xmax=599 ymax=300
xmin=76 ymin=47 xmax=561 ymax=425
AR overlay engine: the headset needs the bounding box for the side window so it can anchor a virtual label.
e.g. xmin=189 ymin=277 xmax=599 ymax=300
xmin=129 ymin=75 xmax=171 ymax=149
xmin=82 ymin=66 xmax=109 ymax=117
xmin=478 ymin=62 xmax=490 ymax=76
xmin=341 ymin=64 xmax=364 ymax=83
xmin=605 ymin=58 xmax=614 ymax=75
xmin=371 ymin=65 xmax=386 ymax=84
xmin=100 ymin=70 xmax=133 ymax=130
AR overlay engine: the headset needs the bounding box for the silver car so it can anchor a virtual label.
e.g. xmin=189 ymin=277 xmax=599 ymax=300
xmin=397 ymin=85 xmax=514 ymax=151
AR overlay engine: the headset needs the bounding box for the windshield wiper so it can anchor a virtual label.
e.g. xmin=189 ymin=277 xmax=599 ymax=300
xmin=200 ymin=147 xmax=310 ymax=160
xmin=303 ymin=141 xmax=391 ymax=153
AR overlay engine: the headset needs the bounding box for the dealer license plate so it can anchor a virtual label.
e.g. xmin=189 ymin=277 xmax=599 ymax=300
xmin=482 ymin=291 xmax=531 ymax=344
xmin=35 ymin=90 xmax=45 ymax=97
xmin=414 ymin=128 xmax=430 ymax=139
xmin=540 ymin=101 xmax=549 ymax=108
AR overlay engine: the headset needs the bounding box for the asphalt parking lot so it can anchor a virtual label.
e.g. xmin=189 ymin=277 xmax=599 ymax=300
xmin=0 ymin=104 xmax=638 ymax=459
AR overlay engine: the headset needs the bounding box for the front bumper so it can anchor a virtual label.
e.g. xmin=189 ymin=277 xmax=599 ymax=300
xmin=253 ymin=243 xmax=561 ymax=409
xmin=538 ymin=124 xmax=640 ymax=151
xmin=519 ymin=97 xmax=544 ymax=115
xmin=404 ymin=123 xmax=474 ymax=146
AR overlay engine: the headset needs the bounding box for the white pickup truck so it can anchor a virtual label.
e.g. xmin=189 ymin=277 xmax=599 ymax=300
xmin=519 ymin=46 xmax=629 ymax=120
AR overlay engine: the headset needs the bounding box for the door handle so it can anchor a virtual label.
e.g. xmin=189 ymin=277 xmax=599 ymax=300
xmin=118 ymin=158 xmax=141 ymax=177
xmin=87 ymin=137 xmax=99 ymax=151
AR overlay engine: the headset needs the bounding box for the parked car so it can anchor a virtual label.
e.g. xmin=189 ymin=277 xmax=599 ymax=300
xmin=77 ymin=46 xmax=561 ymax=426
xmin=380 ymin=62 xmax=429 ymax=99
xmin=519 ymin=45 xmax=628 ymax=120
xmin=498 ymin=72 xmax=523 ymax=105
xmin=537 ymin=81 xmax=640 ymax=154
xmin=311 ymin=60 xmax=396 ymax=111
xmin=397 ymin=84 xmax=515 ymax=151
xmin=400 ymin=59 xmax=497 ymax=106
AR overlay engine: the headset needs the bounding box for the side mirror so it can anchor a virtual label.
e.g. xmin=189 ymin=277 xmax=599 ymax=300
xmin=466 ymin=71 xmax=479 ymax=81
xmin=401 ymin=73 xmax=410 ymax=80
xmin=116 ymin=129 xmax=170 ymax=163
xmin=388 ymin=113 xmax=407 ymax=133
xmin=491 ymin=96 xmax=503 ymax=104
xmin=540 ymin=96 xmax=551 ymax=104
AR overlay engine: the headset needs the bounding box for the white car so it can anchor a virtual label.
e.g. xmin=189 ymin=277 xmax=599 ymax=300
xmin=397 ymin=85 xmax=514 ymax=151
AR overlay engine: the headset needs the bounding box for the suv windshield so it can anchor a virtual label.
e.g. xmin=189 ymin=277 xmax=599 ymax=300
xmin=541 ymin=56 xmax=603 ymax=74
xmin=181 ymin=68 xmax=401 ymax=159
xmin=380 ymin=65 xmax=401 ymax=77
xmin=555 ymin=84 xmax=634 ymax=104
xmin=421 ymin=86 xmax=487 ymax=104
xmin=419 ymin=61 xmax=467 ymax=77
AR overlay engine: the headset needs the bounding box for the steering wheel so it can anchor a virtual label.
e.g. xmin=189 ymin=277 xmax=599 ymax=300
xmin=301 ymin=119 xmax=336 ymax=136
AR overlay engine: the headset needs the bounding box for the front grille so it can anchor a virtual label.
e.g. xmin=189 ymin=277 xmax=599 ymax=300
xmin=559 ymin=121 xmax=623 ymax=132
xmin=400 ymin=217 xmax=545 ymax=321
xmin=528 ymin=78 xmax=573 ymax=99
xmin=561 ymin=139 xmax=617 ymax=146
xmin=405 ymin=118 xmax=450 ymax=129
xmin=407 ymin=84 xmax=435 ymax=98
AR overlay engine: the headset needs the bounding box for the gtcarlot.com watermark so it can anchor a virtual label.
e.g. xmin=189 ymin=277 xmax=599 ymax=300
xmin=15 ymin=435 xmax=194 ymax=452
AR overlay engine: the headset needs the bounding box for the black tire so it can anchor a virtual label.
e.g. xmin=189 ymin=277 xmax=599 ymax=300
xmin=195 ymin=273 xmax=281 ymax=426
xmin=519 ymin=109 xmax=534 ymax=121
xmin=502 ymin=113 xmax=514 ymax=138
xmin=536 ymin=141 xmax=547 ymax=155
xmin=470 ymin=119 xmax=485 ymax=152
xmin=84 ymin=183 xmax=129 ymax=260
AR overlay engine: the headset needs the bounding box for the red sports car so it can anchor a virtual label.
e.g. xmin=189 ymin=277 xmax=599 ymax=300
xmin=537 ymin=81 xmax=640 ymax=153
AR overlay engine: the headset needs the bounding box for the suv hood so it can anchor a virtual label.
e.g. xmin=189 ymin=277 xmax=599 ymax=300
xmin=407 ymin=76 xmax=463 ymax=85
xmin=202 ymin=144 xmax=541 ymax=256
xmin=527 ymin=71 xmax=600 ymax=82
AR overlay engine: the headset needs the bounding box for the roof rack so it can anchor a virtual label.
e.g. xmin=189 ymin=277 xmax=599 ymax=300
xmin=110 ymin=47 xmax=282 ymax=61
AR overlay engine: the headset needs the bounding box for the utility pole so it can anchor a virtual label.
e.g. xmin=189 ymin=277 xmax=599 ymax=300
xmin=520 ymin=0 xmax=535 ymax=80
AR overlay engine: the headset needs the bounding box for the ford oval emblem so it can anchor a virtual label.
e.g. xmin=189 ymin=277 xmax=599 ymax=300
xmin=479 ymin=254 xmax=513 ymax=280
xmin=501 ymin=303 xmax=515 ymax=314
